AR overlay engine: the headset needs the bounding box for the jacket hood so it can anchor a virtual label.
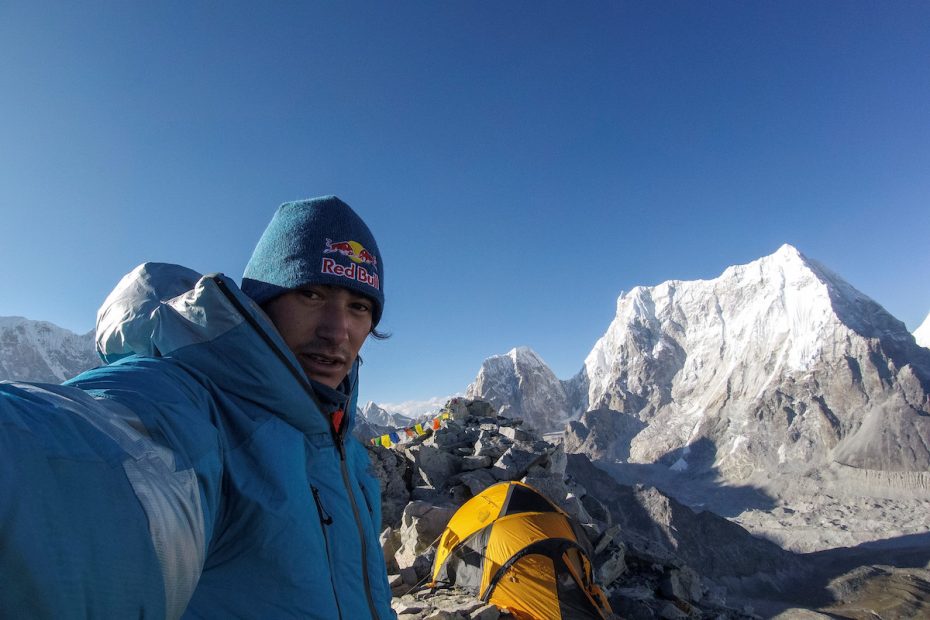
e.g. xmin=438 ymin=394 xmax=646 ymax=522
xmin=95 ymin=262 xmax=359 ymax=436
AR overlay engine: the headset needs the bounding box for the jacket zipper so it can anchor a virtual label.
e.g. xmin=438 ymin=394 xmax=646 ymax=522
xmin=311 ymin=485 xmax=334 ymax=525
xmin=212 ymin=276 xmax=379 ymax=619
xmin=333 ymin=427 xmax=379 ymax=619
xmin=310 ymin=485 xmax=342 ymax=618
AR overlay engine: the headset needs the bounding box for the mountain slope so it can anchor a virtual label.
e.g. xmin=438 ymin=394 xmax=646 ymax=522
xmin=580 ymin=244 xmax=930 ymax=478
xmin=0 ymin=317 xmax=98 ymax=383
xmin=465 ymin=346 xmax=582 ymax=431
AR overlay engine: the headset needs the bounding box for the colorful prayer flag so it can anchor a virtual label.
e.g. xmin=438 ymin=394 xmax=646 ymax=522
xmin=415 ymin=424 xmax=425 ymax=435
xmin=432 ymin=418 xmax=441 ymax=430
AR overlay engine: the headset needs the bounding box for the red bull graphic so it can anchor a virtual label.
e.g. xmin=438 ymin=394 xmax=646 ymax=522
xmin=321 ymin=258 xmax=380 ymax=290
xmin=324 ymin=238 xmax=378 ymax=267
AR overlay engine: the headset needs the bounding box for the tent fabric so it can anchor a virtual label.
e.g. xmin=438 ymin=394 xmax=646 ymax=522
xmin=430 ymin=481 xmax=611 ymax=620
xmin=488 ymin=554 xmax=560 ymax=620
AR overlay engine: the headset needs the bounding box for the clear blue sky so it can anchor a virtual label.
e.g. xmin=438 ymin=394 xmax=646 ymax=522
xmin=2 ymin=2 xmax=928 ymax=405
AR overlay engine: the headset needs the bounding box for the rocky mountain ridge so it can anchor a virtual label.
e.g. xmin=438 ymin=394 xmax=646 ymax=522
xmin=368 ymin=398 xmax=929 ymax=618
xmin=468 ymin=245 xmax=930 ymax=485
xmin=368 ymin=398 xmax=781 ymax=619
xmin=0 ymin=316 xmax=97 ymax=383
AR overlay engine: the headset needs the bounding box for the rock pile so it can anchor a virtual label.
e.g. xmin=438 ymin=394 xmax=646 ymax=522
xmin=366 ymin=399 xmax=777 ymax=619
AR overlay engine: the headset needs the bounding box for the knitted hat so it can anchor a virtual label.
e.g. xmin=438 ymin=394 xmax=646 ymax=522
xmin=241 ymin=196 xmax=384 ymax=326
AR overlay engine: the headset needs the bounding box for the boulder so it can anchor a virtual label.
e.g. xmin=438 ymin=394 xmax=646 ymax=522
xmin=597 ymin=540 xmax=628 ymax=586
xmin=368 ymin=445 xmax=412 ymax=528
xmin=473 ymin=431 xmax=510 ymax=460
xmin=408 ymin=444 xmax=462 ymax=488
xmin=381 ymin=527 xmax=401 ymax=574
xmin=659 ymin=567 xmax=703 ymax=604
xmin=461 ymin=455 xmax=493 ymax=471
xmin=455 ymin=468 xmax=498 ymax=496
xmin=464 ymin=399 xmax=496 ymax=419
xmin=491 ymin=446 xmax=547 ymax=481
xmin=395 ymin=501 xmax=457 ymax=570
xmin=426 ymin=423 xmax=475 ymax=450
xmin=658 ymin=601 xmax=690 ymax=619
xmin=445 ymin=397 xmax=471 ymax=421
xmin=526 ymin=443 xmax=567 ymax=477
xmin=497 ymin=425 xmax=533 ymax=442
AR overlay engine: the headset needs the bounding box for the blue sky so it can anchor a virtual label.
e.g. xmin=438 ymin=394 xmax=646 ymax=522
xmin=2 ymin=2 xmax=928 ymax=405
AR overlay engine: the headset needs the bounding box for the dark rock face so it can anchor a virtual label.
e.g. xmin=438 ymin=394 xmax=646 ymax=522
xmin=564 ymin=455 xmax=801 ymax=586
xmin=369 ymin=398 xmax=783 ymax=619
xmin=563 ymin=407 xmax=647 ymax=462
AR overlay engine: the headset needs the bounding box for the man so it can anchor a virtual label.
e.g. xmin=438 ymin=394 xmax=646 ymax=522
xmin=0 ymin=196 xmax=395 ymax=619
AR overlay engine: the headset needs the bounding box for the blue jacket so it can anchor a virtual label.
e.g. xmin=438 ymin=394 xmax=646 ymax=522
xmin=0 ymin=263 xmax=395 ymax=619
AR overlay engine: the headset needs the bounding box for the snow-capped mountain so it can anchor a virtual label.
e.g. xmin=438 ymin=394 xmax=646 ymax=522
xmin=359 ymin=401 xmax=414 ymax=428
xmin=375 ymin=395 xmax=457 ymax=420
xmin=0 ymin=317 xmax=98 ymax=383
xmin=470 ymin=245 xmax=930 ymax=480
xmin=915 ymin=311 xmax=930 ymax=349
xmin=466 ymin=346 xmax=584 ymax=431
xmin=583 ymin=244 xmax=930 ymax=477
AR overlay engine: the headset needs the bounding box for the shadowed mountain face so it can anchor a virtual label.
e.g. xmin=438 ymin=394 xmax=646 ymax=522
xmin=0 ymin=317 xmax=97 ymax=383
xmin=469 ymin=245 xmax=930 ymax=481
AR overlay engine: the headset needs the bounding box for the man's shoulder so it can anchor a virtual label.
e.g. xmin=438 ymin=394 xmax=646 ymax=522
xmin=67 ymin=354 xmax=215 ymax=407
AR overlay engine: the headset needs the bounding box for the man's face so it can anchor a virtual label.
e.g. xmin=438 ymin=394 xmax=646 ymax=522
xmin=263 ymin=284 xmax=374 ymax=389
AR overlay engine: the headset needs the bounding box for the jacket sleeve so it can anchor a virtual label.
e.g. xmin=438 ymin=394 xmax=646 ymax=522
xmin=0 ymin=358 xmax=224 ymax=620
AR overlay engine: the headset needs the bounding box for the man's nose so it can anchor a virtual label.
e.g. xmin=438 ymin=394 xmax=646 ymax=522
xmin=314 ymin=302 xmax=350 ymax=343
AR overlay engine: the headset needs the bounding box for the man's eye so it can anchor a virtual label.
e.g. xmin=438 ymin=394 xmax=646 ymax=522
xmin=301 ymin=290 xmax=323 ymax=301
xmin=351 ymin=302 xmax=372 ymax=314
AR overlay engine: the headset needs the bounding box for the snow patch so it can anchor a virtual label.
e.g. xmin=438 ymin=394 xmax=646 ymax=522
xmin=915 ymin=311 xmax=930 ymax=349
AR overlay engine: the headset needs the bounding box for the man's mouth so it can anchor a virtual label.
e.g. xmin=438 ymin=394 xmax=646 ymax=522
xmin=302 ymin=353 xmax=346 ymax=366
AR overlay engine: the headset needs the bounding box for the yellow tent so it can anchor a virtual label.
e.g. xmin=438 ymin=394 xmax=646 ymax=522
xmin=430 ymin=481 xmax=612 ymax=620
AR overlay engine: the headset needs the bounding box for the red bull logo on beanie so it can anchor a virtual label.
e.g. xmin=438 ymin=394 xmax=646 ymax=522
xmin=324 ymin=239 xmax=378 ymax=267
xmin=321 ymin=238 xmax=380 ymax=290
xmin=321 ymin=258 xmax=380 ymax=290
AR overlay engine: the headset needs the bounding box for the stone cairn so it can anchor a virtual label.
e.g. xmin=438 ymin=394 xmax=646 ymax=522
xmin=366 ymin=399 xmax=761 ymax=620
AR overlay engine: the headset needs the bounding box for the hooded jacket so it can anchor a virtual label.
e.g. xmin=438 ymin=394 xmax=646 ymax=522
xmin=0 ymin=263 xmax=394 ymax=619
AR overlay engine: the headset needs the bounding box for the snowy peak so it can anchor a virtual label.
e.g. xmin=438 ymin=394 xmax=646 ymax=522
xmin=374 ymin=396 xmax=458 ymax=420
xmin=359 ymin=401 xmax=413 ymax=428
xmin=578 ymin=245 xmax=930 ymax=477
xmin=0 ymin=316 xmax=98 ymax=383
xmin=914 ymin=312 xmax=930 ymax=349
xmin=466 ymin=346 xmax=581 ymax=432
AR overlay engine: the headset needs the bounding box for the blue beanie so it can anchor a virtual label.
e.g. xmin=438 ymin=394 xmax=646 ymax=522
xmin=241 ymin=196 xmax=384 ymax=326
